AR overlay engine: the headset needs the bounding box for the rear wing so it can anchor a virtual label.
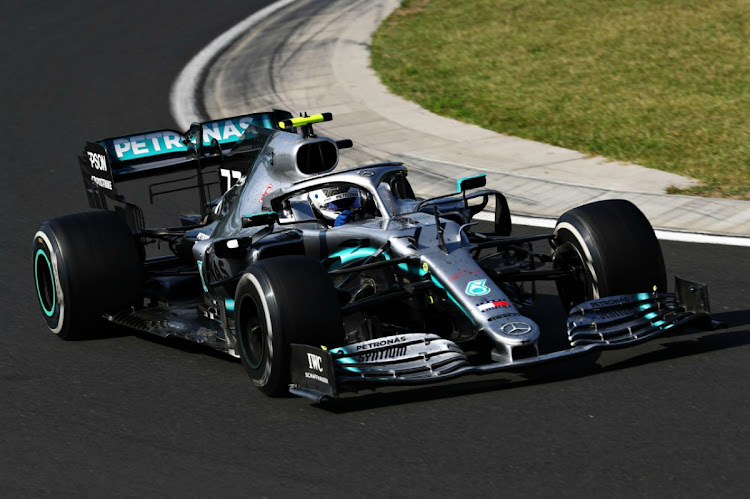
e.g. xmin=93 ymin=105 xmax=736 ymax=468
xmin=80 ymin=109 xmax=293 ymax=214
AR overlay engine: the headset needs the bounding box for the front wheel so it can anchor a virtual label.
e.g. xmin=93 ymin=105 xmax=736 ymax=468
xmin=552 ymin=199 xmax=666 ymax=310
xmin=234 ymin=256 xmax=343 ymax=396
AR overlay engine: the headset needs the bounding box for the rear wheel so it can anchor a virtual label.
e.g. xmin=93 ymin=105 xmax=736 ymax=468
xmin=552 ymin=200 xmax=666 ymax=311
xmin=234 ymin=256 xmax=343 ymax=396
xmin=32 ymin=211 xmax=143 ymax=340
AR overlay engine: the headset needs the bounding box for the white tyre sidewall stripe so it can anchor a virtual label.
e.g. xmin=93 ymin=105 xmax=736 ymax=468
xmin=243 ymin=272 xmax=274 ymax=387
xmin=554 ymin=221 xmax=600 ymax=299
xmin=170 ymin=0 xmax=297 ymax=129
xmin=34 ymin=230 xmax=65 ymax=334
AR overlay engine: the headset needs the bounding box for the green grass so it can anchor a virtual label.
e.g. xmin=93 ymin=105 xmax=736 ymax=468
xmin=371 ymin=0 xmax=750 ymax=198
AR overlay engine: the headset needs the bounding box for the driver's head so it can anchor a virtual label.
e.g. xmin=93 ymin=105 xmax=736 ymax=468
xmin=309 ymin=186 xmax=361 ymax=221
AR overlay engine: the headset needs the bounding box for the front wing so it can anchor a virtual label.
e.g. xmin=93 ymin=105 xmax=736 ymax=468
xmin=289 ymin=279 xmax=715 ymax=402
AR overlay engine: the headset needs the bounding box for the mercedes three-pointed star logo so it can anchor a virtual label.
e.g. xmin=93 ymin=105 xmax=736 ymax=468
xmin=501 ymin=322 xmax=532 ymax=335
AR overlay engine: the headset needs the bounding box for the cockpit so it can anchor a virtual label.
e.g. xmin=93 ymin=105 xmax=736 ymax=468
xmin=267 ymin=164 xmax=418 ymax=228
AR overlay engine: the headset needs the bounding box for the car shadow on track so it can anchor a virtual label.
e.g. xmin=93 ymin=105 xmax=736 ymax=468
xmin=70 ymin=323 xmax=241 ymax=361
xmin=130 ymin=329 xmax=243 ymax=363
xmin=63 ymin=323 xmax=136 ymax=341
xmin=318 ymin=310 xmax=750 ymax=414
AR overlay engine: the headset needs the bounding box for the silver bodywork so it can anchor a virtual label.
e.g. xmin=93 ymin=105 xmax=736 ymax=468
xmin=84 ymin=115 xmax=714 ymax=400
xmin=194 ymin=128 xmax=539 ymax=364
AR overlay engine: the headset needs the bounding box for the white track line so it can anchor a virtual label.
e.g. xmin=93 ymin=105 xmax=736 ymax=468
xmin=475 ymin=212 xmax=750 ymax=246
xmin=169 ymin=0 xmax=750 ymax=248
xmin=170 ymin=0 xmax=297 ymax=130
xmin=650 ymin=229 xmax=750 ymax=246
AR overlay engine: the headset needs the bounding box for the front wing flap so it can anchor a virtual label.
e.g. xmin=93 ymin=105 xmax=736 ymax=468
xmin=289 ymin=335 xmax=470 ymax=402
xmin=328 ymin=334 xmax=470 ymax=382
xmin=566 ymin=290 xmax=711 ymax=347
xmin=289 ymin=284 xmax=715 ymax=402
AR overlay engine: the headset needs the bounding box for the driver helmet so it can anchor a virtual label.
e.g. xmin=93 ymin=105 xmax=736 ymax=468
xmin=309 ymin=186 xmax=361 ymax=221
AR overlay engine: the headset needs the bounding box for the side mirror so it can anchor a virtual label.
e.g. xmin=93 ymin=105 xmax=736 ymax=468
xmin=456 ymin=174 xmax=487 ymax=193
xmin=241 ymin=211 xmax=279 ymax=228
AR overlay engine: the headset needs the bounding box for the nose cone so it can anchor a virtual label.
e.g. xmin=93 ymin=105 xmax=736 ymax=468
xmin=485 ymin=317 xmax=540 ymax=363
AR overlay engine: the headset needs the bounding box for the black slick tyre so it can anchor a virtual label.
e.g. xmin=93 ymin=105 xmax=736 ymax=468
xmin=32 ymin=211 xmax=143 ymax=340
xmin=552 ymin=199 xmax=666 ymax=311
xmin=234 ymin=256 xmax=343 ymax=396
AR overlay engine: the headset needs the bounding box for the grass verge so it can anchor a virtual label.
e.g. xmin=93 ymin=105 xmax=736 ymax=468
xmin=371 ymin=0 xmax=750 ymax=198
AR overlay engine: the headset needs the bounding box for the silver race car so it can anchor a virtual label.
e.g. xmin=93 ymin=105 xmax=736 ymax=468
xmin=33 ymin=111 xmax=715 ymax=401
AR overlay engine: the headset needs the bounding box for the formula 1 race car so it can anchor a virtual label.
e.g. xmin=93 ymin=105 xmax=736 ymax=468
xmin=33 ymin=111 xmax=715 ymax=401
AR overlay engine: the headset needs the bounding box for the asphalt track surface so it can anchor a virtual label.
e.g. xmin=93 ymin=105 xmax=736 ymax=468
xmin=2 ymin=1 xmax=749 ymax=496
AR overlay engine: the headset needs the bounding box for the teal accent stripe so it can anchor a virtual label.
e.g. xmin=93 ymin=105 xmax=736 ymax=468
xmin=197 ymin=261 xmax=208 ymax=292
xmin=326 ymin=247 xmax=384 ymax=271
xmin=102 ymin=114 xmax=276 ymax=162
xmin=329 ymin=247 xmax=378 ymax=263
xmin=243 ymin=211 xmax=275 ymax=218
xmin=329 ymin=349 xmax=362 ymax=373
xmin=34 ymin=249 xmax=55 ymax=317
xmin=225 ymin=299 xmax=235 ymax=312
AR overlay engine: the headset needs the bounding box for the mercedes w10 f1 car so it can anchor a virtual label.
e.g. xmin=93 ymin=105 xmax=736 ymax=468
xmin=33 ymin=111 xmax=715 ymax=401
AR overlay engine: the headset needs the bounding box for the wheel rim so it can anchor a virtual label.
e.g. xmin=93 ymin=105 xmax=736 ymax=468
xmin=34 ymin=249 xmax=56 ymax=317
xmin=553 ymin=241 xmax=590 ymax=309
xmin=239 ymin=295 xmax=265 ymax=370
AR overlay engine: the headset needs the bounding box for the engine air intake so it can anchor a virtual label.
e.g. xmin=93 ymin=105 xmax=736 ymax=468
xmin=297 ymin=140 xmax=338 ymax=174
